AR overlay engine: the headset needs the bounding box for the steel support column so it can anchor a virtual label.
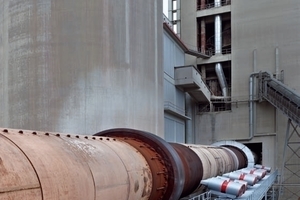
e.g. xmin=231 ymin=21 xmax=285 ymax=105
xmin=279 ymin=119 xmax=300 ymax=199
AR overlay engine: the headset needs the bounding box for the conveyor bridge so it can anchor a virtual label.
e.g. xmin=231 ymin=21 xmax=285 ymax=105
xmin=260 ymin=72 xmax=300 ymax=199
xmin=259 ymin=72 xmax=300 ymax=126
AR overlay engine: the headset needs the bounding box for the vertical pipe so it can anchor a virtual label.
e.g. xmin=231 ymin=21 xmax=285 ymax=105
xmin=185 ymin=94 xmax=194 ymax=144
xmin=249 ymin=74 xmax=254 ymax=140
xmin=201 ymin=0 xmax=206 ymax=9
xmin=201 ymin=19 xmax=206 ymax=53
xmin=215 ymin=63 xmax=228 ymax=97
xmin=253 ymin=50 xmax=257 ymax=137
xmin=249 ymin=50 xmax=257 ymax=140
xmin=253 ymin=49 xmax=257 ymax=72
xmin=214 ymin=1 xmax=227 ymax=97
xmin=275 ymin=47 xmax=279 ymax=80
xmin=215 ymin=15 xmax=222 ymax=54
xmin=274 ymin=47 xmax=279 ymax=176
xmin=215 ymin=0 xmax=221 ymax=7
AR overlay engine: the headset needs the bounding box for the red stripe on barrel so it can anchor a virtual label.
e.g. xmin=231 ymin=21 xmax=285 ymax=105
xmin=239 ymin=173 xmax=245 ymax=180
xmin=221 ymin=180 xmax=230 ymax=193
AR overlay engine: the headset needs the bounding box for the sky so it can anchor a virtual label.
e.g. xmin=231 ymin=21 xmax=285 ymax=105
xmin=163 ymin=0 xmax=168 ymax=17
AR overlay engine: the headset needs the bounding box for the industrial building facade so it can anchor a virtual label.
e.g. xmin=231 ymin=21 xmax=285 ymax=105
xmin=164 ymin=0 xmax=300 ymax=199
xmin=0 ymin=0 xmax=299 ymax=199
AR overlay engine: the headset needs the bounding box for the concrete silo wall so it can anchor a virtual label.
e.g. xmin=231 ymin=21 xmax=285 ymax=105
xmin=0 ymin=0 xmax=163 ymax=136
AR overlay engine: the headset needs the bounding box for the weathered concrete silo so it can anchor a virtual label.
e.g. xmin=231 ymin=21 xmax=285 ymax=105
xmin=0 ymin=1 xmax=163 ymax=136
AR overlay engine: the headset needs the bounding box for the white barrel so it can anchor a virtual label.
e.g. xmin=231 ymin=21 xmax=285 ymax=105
xmin=234 ymin=180 xmax=248 ymax=188
xmin=201 ymin=177 xmax=245 ymax=197
xmin=240 ymin=168 xmax=267 ymax=179
xmin=224 ymin=172 xmax=258 ymax=186
xmin=254 ymin=164 xmax=272 ymax=172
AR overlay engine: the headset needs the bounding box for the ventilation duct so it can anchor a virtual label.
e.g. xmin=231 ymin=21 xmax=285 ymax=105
xmin=214 ymin=0 xmax=228 ymax=98
xmin=215 ymin=63 xmax=228 ymax=97
xmin=214 ymin=15 xmax=222 ymax=54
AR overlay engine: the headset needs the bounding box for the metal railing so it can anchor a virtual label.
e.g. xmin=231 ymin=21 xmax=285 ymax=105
xmin=184 ymin=43 xmax=214 ymax=57
xmin=206 ymin=29 xmax=231 ymax=49
xmin=181 ymin=191 xmax=212 ymax=200
xmin=241 ymin=170 xmax=278 ymax=200
xmin=197 ymin=104 xmax=211 ymax=113
xmin=211 ymin=48 xmax=231 ymax=55
xmin=183 ymin=171 xmax=278 ymax=200
xmin=197 ymin=0 xmax=231 ymax=11
xmin=198 ymin=48 xmax=231 ymax=56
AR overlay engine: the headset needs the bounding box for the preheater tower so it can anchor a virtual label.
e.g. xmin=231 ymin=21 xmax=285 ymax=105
xmin=0 ymin=0 xmax=163 ymax=135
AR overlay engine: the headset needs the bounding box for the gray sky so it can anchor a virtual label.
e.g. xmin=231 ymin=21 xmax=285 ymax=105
xmin=163 ymin=0 xmax=168 ymax=16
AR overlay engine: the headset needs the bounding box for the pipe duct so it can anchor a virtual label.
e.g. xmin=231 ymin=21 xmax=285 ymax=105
xmin=249 ymin=73 xmax=257 ymax=140
xmin=215 ymin=0 xmax=221 ymax=7
xmin=214 ymin=5 xmax=228 ymax=98
xmin=215 ymin=63 xmax=228 ymax=97
xmin=215 ymin=15 xmax=222 ymax=54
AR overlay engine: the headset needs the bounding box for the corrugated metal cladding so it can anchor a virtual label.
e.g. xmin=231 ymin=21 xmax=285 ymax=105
xmin=163 ymin=30 xmax=185 ymax=78
xmin=0 ymin=1 xmax=163 ymax=136
xmin=164 ymin=114 xmax=185 ymax=143
xmin=163 ymin=30 xmax=186 ymax=142
xmin=164 ymin=79 xmax=185 ymax=112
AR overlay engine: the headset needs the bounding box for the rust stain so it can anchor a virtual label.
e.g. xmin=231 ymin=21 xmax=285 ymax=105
xmin=142 ymin=167 xmax=152 ymax=197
